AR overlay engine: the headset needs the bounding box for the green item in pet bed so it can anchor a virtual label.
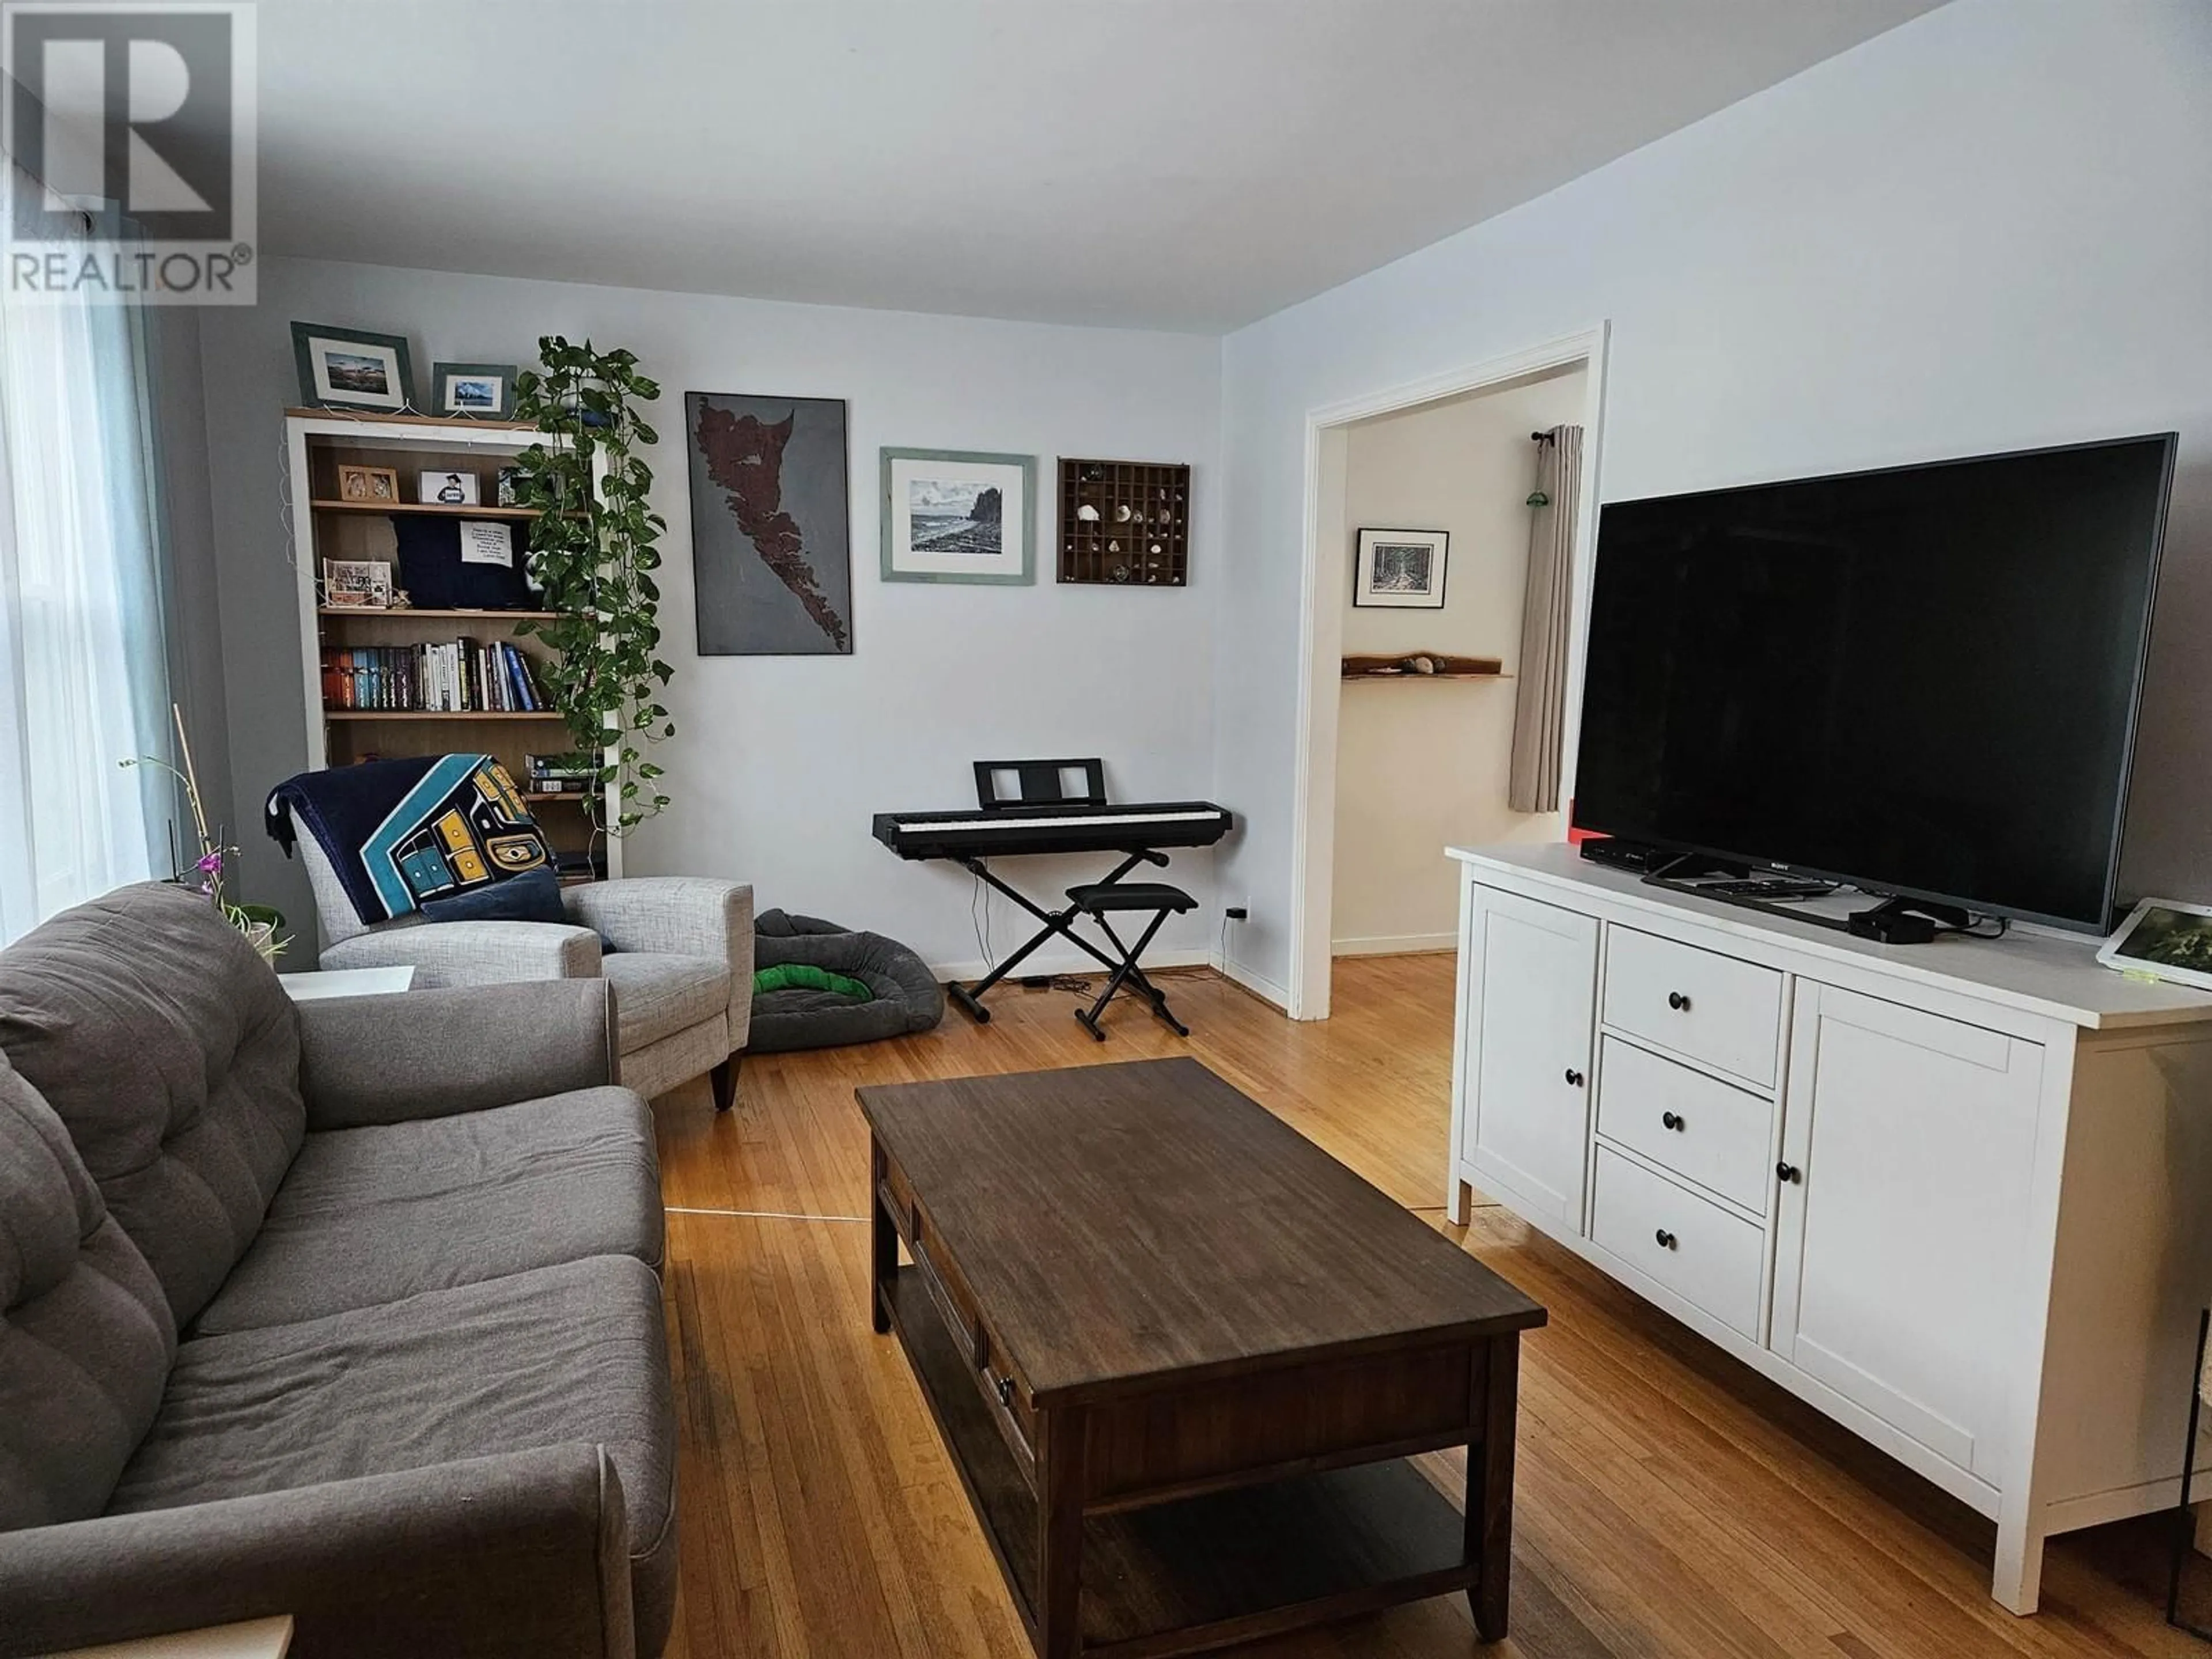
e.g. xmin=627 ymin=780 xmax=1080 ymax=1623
xmin=753 ymin=961 xmax=874 ymax=1001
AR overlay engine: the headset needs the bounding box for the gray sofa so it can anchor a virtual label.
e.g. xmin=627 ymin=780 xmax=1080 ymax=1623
xmin=0 ymin=882 xmax=676 ymax=1658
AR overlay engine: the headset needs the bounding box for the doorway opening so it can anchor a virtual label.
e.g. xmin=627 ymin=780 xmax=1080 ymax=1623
xmin=1288 ymin=328 xmax=1608 ymax=1020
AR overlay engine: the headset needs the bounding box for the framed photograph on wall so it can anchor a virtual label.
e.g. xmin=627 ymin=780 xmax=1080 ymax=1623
xmin=2097 ymin=897 xmax=2212 ymax=991
xmin=291 ymin=322 xmax=415 ymax=414
xmin=880 ymin=448 xmax=1035 ymax=585
xmin=429 ymin=361 xmax=518 ymax=419
xmin=1353 ymin=528 xmax=1449 ymax=608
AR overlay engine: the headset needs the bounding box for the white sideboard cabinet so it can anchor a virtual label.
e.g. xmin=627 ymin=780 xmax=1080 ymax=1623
xmin=1446 ymin=843 xmax=2212 ymax=1613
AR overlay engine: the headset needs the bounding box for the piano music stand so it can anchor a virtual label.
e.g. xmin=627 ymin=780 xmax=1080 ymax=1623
xmin=946 ymin=757 xmax=1188 ymax=1030
xmin=974 ymin=757 xmax=1105 ymax=810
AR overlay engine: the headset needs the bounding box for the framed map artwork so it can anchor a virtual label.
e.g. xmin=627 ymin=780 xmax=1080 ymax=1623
xmin=685 ymin=392 xmax=853 ymax=655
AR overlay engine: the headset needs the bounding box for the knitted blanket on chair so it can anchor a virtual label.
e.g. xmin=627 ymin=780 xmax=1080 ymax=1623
xmin=266 ymin=754 xmax=552 ymax=924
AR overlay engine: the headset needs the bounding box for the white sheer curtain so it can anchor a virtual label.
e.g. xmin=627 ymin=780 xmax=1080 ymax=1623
xmin=0 ymin=175 xmax=175 ymax=943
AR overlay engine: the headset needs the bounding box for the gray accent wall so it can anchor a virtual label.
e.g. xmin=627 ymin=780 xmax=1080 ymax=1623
xmin=146 ymin=309 xmax=234 ymax=878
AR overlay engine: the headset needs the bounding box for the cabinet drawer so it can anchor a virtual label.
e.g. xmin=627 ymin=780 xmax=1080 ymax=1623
xmin=1591 ymin=1147 xmax=1765 ymax=1339
xmin=1596 ymin=1036 xmax=1777 ymax=1214
xmin=1603 ymin=926 xmax=1783 ymax=1087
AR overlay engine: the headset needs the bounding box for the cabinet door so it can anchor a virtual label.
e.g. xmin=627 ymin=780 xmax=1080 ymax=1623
xmin=1772 ymin=982 xmax=2043 ymax=1481
xmin=1463 ymin=888 xmax=1599 ymax=1230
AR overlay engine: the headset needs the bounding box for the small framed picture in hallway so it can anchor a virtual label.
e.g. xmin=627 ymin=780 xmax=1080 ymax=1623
xmin=1354 ymin=527 xmax=1449 ymax=608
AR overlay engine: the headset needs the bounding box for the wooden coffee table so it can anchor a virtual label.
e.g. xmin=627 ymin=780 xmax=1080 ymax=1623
xmin=858 ymin=1058 xmax=1546 ymax=1658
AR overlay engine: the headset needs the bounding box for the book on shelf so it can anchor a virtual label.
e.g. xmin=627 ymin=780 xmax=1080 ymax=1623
xmin=320 ymin=637 xmax=551 ymax=714
xmin=527 ymin=750 xmax=597 ymax=787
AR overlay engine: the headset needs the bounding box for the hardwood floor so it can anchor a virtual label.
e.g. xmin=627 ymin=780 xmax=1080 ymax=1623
xmin=652 ymin=955 xmax=2203 ymax=1658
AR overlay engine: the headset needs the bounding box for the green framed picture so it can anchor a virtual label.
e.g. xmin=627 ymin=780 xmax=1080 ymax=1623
xmin=429 ymin=361 xmax=520 ymax=419
xmin=291 ymin=322 xmax=415 ymax=414
xmin=880 ymin=447 xmax=1035 ymax=585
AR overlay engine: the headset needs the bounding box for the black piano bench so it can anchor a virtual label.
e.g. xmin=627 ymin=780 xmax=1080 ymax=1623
xmin=1065 ymin=880 xmax=1197 ymax=1040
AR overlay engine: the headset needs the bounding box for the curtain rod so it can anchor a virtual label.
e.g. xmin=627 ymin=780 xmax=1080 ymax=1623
xmin=1531 ymin=430 xmax=1556 ymax=444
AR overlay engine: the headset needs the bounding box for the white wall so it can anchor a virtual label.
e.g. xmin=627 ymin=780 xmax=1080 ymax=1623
xmin=196 ymin=259 xmax=1223 ymax=972
xmin=1331 ymin=370 xmax=1585 ymax=952
xmin=1216 ymin=0 xmax=2212 ymax=997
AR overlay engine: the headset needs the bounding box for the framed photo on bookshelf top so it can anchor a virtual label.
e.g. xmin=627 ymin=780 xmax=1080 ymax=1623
xmin=880 ymin=448 xmax=1034 ymax=585
xmin=291 ymin=323 xmax=416 ymax=414
xmin=430 ymin=361 xmax=518 ymax=419
xmin=1353 ymin=528 xmax=1449 ymax=609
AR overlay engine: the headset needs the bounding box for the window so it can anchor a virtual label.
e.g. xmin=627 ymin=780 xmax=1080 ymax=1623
xmin=0 ymin=176 xmax=173 ymax=943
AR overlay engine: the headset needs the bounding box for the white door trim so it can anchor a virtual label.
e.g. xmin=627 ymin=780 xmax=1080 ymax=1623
xmin=1286 ymin=324 xmax=1611 ymax=1020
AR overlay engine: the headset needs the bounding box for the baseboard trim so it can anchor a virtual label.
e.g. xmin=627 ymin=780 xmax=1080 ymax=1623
xmin=1331 ymin=932 xmax=1456 ymax=957
xmin=1213 ymin=950 xmax=1291 ymax=1012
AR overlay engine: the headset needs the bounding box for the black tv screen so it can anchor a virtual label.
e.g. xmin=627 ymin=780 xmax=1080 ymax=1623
xmin=1574 ymin=434 xmax=2175 ymax=932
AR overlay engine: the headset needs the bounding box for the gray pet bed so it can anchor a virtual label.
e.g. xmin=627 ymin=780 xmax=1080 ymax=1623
xmin=748 ymin=908 xmax=946 ymax=1054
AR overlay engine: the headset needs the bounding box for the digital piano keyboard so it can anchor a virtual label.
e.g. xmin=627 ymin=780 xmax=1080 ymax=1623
xmin=872 ymin=801 xmax=1233 ymax=861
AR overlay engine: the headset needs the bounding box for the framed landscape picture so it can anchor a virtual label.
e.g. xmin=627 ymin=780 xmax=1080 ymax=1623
xmin=291 ymin=322 xmax=415 ymax=414
xmin=1354 ymin=528 xmax=1449 ymax=608
xmin=429 ymin=361 xmax=518 ymax=419
xmin=686 ymin=392 xmax=852 ymax=655
xmin=880 ymin=448 xmax=1034 ymax=585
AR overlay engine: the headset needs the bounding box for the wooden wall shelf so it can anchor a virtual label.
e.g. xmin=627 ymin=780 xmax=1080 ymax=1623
xmin=1058 ymin=457 xmax=1191 ymax=586
xmin=1342 ymin=653 xmax=1507 ymax=680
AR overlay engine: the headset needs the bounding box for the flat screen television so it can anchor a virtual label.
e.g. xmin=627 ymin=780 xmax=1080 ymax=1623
xmin=1573 ymin=433 xmax=2176 ymax=933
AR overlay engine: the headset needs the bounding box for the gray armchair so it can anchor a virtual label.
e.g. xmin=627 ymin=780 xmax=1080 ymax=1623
xmin=296 ymin=837 xmax=752 ymax=1108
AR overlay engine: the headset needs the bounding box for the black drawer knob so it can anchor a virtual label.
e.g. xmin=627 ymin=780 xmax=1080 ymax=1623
xmin=1661 ymin=1111 xmax=1684 ymax=1131
xmin=1563 ymin=1067 xmax=1585 ymax=1087
xmin=996 ymin=1376 xmax=1014 ymax=1407
xmin=1654 ymin=1228 xmax=1677 ymax=1249
xmin=1777 ymin=1161 xmax=1801 ymax=1184
xmin=1667 ymin=990 xmax=1691 ymax=1012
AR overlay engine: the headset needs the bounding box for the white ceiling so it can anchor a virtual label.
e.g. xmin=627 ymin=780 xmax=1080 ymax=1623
xmin=256 ymin=0 xmax=1942 ymax=332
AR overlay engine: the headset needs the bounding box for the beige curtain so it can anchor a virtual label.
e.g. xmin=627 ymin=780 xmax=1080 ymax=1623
xmin=1508 ymin=425 xmax=1583 ymax=814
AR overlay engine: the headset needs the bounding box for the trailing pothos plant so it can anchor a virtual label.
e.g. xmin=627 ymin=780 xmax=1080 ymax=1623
xmin=510 ymin=337 xmax=674 ymax=834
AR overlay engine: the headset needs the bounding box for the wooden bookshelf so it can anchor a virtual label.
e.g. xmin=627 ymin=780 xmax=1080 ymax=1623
xmin=286 ymin=410 xmax=619 ymax=878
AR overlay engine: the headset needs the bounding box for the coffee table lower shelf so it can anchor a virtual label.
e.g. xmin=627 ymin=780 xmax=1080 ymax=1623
xmin=882 ymin=1267 xmax=1475 ymax=1658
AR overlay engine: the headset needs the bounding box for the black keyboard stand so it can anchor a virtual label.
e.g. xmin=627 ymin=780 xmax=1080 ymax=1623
xmin=946 ymin=848 xmax=1168 ymax=1024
